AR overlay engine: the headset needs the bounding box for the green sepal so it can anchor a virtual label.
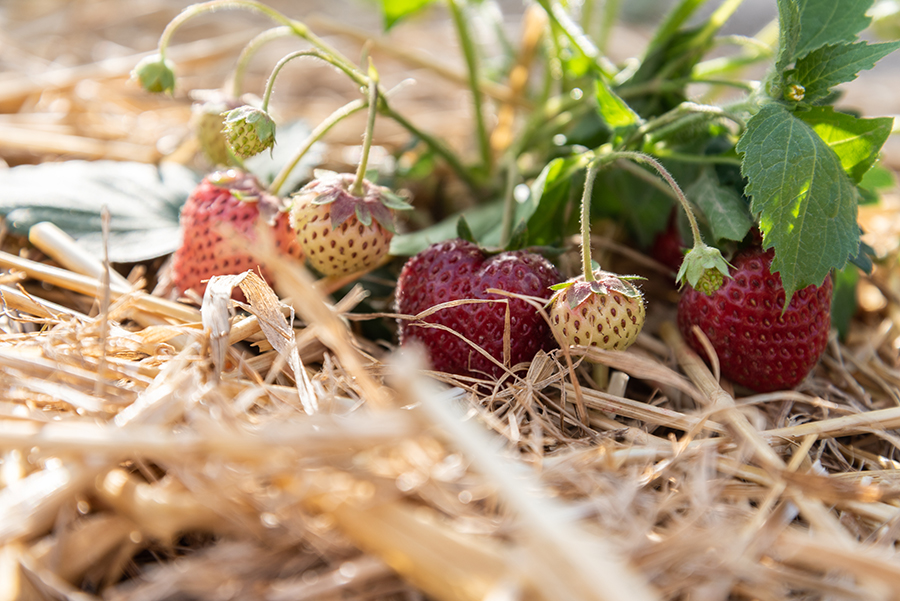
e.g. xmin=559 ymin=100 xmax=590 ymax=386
xmin=676 ymin=244 xmax=732 ymax=294
xmin=456 ymin=216 xmax=476 ymax=243
xmin=379 ymin=188 xmax=414 ymax=210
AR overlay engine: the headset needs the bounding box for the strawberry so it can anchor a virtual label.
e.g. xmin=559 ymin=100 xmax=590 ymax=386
xmin=395 ymin=239 xmax=561 ymax=380
xmin=222 ymin=105 xmax=276 ymax=159
xmin=290 ymin=171 xmax=411 ymax=276
xmin=191 ymin=92 xmax=242 ymax=166
xmin=677 ymin=246 xmax=833 ymax=392
xmin=170 ymin=169 xmax=303 ymax=299
xmin=548 ymin=270 xmax=646 ymax=351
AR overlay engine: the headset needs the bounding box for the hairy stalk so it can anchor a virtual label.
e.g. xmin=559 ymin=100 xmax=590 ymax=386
xmin=158 ymin=0 xmax=481 ymax=192
xmin=229 ymin=26 xmax=292 ymax=97
xmin=579 ymin=159 xmax=602 ymax=282
xmin=610 ymin=150 xmax=703 ymax=249
xmin=271 ymin=99 xmax=366 ymax=195
xmin=351 ymin=66 xmax=380 ymax=197
xmin=260 ymin=50 xmax=323 ymax=112
xmin=157 ymin=0 xmax=366 ymax=87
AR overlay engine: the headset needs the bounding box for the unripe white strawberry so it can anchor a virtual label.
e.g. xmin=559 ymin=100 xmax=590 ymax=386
xmin=290 ymin=171 xmax=411 ymax=276
xmin=549 ymin=270 xmax=646 ymax=351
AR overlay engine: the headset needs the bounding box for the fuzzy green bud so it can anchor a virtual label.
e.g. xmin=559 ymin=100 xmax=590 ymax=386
xmin=132 ymin=54 xmax=176 ymax=94
xmin=222 ymin=105 xmax=276 ymax=159
xmin=676 ymin=245 xmax=732 ymax=295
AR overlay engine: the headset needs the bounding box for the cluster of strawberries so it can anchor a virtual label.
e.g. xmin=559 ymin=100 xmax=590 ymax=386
xmin=145 ymin=57 xmax=831 ymax=396
xmin=171 ymin=156 xmax=829 ymax=393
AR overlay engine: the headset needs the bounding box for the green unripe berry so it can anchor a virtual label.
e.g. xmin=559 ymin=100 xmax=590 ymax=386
xmin=132 ymin=54 xmax=176 ymax=94
xmin=222 ymin=106 xmax=276 ymax=159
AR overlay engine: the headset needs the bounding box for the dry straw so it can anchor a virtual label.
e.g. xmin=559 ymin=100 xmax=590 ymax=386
xmin=2 ymin=2 xmax=900 ymax=599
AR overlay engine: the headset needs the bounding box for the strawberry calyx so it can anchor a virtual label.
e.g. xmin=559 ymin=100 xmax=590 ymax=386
xmin=298 ymin=170 xmax=412 ymax=234
xmin=550 ymin=270 xmax=644 ymax=310
xmin=676 ymin=244 xmax=733 ymax=295
xmin=206 ymin=169 xmax=287 ymax=226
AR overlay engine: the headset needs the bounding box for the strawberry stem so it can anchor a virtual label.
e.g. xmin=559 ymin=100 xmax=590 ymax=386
xmin=271 ymin=98 xmax=366 ymax=195
xmin=579 ymin=159 xmax=602 ymax=282
xmin=608 ymin=150 xmax=704 ymax=250
xmin=229 ymin=26 xmax=292 ymax=98
xmin=351 ymin=63 xmax=380 ymax=198
xmin=260 ymin=50 xmax=323 ymax=113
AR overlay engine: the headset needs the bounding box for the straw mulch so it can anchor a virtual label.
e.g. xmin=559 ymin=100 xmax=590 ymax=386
xmin=3 ymin=1 xmax=900 ymax=600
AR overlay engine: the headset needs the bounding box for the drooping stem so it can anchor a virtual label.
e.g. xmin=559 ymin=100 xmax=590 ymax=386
xmin=351 ymin=64 xmax=379 ymax=197
xmin=157 ymin=0 xmax=366 ymax=88
xmin=270 ymin=98 xmax=366 ymax=195
xmin=446 ymin=0 xmax=493 ymax=173
xmin=579 ymin=158 xmax=602 ymax=282
xmin=611 ymin=151 xmax=704 ymax=249
xmin=230 ymin=26 xmax=292 ymax=97
xmin=260 ymin=50 xmax=322 ymax=112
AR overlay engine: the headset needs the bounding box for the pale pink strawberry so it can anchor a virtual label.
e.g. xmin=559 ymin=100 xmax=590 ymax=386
xmin=549 ymin=270 xmax=646 ymax=351
xmin=170 ymin=169 xmax=302 ymax=299
xmin=290 ymin=171 xmax=411 ymax=276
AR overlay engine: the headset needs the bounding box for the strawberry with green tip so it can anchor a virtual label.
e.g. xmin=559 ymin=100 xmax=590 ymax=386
xmin=290 ymin=171 xmax=411 ymax=276
xmin=549 ymin=270 xmax=646 ymax=350
xmin=677 ymin=246 xmax=833 ymax=392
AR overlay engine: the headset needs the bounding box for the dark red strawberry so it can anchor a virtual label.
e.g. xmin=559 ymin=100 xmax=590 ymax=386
xmin=677 ymin=246 xmax=832 ymax=392
xmin=396 ymin=239 xmax=561 ymax=380
xmin=170 ymin=169 xmax=303 ymax=299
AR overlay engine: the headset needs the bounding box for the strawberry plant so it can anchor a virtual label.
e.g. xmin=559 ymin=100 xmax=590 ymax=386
xmin=0 ymin=0 xmax=894 ymax=392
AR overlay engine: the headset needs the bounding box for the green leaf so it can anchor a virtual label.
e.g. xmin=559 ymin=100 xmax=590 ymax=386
xmin=796 ymin=107 xmax=893 ymax=183
xmin=795 ymin=0 xmax=874 ymax=59
xmin=595 ymin=79 xmax=641 ymax=135
xmin=0 ymin=161 xmax=199 ymax=262
xmin=686 ymin=169 xmax=753 ymax=243
xmin=381 ymin=0 xmax=437 ymax=29
xmin=737 ymin=103 xmax=859 ymax=300
xmin=524 ymin=156 xmax=584 ymax=247
xmin=390 ymin=201 xmax=504 ymax=256
xmin=788 ymin=41 xmax=900 ymax=103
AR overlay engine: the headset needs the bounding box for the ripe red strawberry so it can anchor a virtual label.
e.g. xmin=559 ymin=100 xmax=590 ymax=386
xmin=677 ymin=246 xmax=833 ymax=392
xmin=291 ymin=171 xmax=411 ymax=276
xmin=170 ymin=169 xmax=303 ymax=299
xmin=395 ymin=239 xmax=561 ymax=380
xmin=549 ymin=270 xmax=646 ymax=350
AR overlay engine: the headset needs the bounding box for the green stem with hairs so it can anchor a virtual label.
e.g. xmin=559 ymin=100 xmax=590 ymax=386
xmin=259 ymin=50 xmax=322 ymax=112
xmin=579 ymin=158 xmax=602 ymax=282
xmin=610 ymin=151 xmax=704 ymax=249
xmin=499 ymin=155 xmax=519 ymax=248
xmin=351 ymin=66 xmax=379 ymax=197
xmin=270 ymin=98 xmax=366 ymax=195
xmin=229 ymin=26 xmax=292 ymax=97
xmin=157 ymin=0 xmax=365 ymax=87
